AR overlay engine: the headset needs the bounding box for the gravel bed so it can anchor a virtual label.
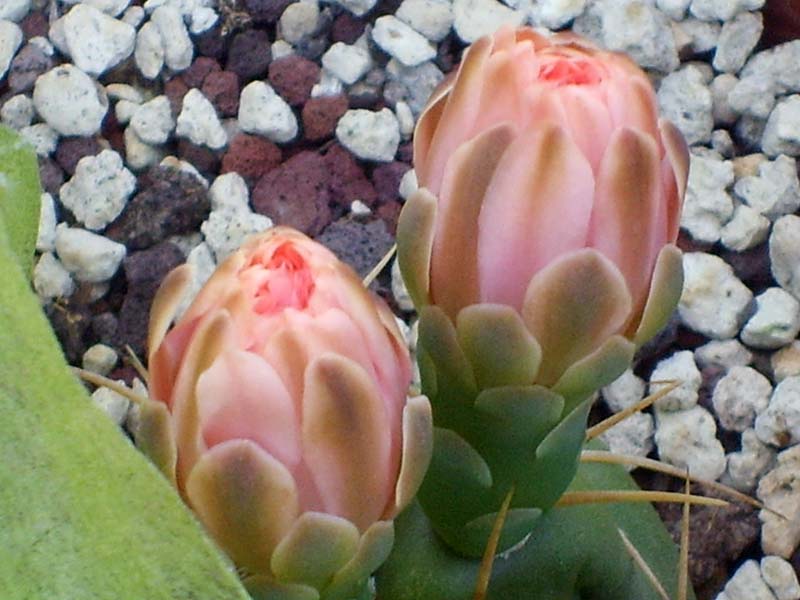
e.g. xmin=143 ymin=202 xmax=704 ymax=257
xmin=3 ymin=0 xmax=800 ymax=597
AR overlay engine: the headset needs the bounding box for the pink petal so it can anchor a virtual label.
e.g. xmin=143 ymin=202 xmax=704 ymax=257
xmin=196 ymin=349 xmax=301 ymax=469
xmin=477 ymin=122 xmax=595 ymax=311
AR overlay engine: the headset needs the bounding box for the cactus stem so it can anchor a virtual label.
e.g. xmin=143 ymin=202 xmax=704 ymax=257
xmin=580 ymin=450 xmax=780 ymax=517
xmin=473 ymin=485 xmax=515 ymax=600
xmin=555 ymin=490 xmax=727 ymax=508
xmin=363 ymin=244 xmax=397 ymax=288
xmin=617 ymin=528 xmax=670 ymax=600
xmin=124 ymin=344 xmax=150 ymax=387
xmin=71 ymin=367 xmax=150 ymax=406
xmin=585 ymin=380 xmax=680 ymax=440
xmin=678 ymin=473 xmax=690 ymax=600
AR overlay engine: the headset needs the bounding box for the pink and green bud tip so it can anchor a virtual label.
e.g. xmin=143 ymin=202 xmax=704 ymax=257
xmin=137 ymin=228 xmax=433 ymax=600
xmin=397 ymin=26 xmax=689 ymax=556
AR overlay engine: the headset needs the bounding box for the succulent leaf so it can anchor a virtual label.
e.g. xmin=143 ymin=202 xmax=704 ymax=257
xmin=324 ymin=521 xmax=395 ymax=600
xmin=396 ymin=189 xmax=438 ymax=308
xmin=130 ymin=399 xmax=177 ymax=485
xmin=244 ymin=576 xmax=320 ymax=600
xmin=633 ymin=245 xmax=684 ymax=346
xmin=185 ymin=439 xmax=300 ymax=575
xmin=270 ymin=512 xmax=360 ymax=590
xmin=521 ymin=249 xmax=632 ymax=387
xmin=456 ymin=304 xmax=542 ymax=389
xmin=463 ymin=507 xmax=542 ymax=555
xmin=394 ymin=395 xmax=434 ymax=513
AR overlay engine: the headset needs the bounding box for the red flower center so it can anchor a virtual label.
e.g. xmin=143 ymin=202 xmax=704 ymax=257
xmin=249 ymin=242 xmax=315 ymax=314
xmin=539 ymin=57 xmax=602 ymax=86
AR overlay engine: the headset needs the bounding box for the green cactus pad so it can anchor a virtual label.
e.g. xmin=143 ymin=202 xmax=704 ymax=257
xmin=376 ymin=441 xmax=696 ymax=600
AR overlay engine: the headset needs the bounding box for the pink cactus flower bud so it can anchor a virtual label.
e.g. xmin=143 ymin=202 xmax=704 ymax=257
xmin=400 ymin=26 xmax=690 ymax=388
xmin=142 ymin=228 xmax=432 ymax=596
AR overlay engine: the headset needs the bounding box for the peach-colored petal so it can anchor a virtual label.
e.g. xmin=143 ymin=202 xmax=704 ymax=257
xmin=476 ymin=123 xmax=595 ymax=311
xmin=659 ymin=118 xmax=690 ymax=242
xmin=302 ymin=354 xmax=392 ymax=531
xmin=430 ymin=123 xmax=515 ymax=319
xmin=557 ymin=85 xmax=614 ymax=172
xmin=196 ymin=349 xmax=301 ymax=468
xmin=588 ymin=127 xmax=664 ymax=313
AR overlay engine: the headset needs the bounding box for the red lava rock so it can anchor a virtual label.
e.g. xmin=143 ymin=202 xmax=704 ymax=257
xmin=376 ymin=199 xmax=402 ymax=235
xmin=221 ymin=133 xmax=283 ymax=187
xmin=244 ymin=0 xmax=292 ymax=24
xmin=181 ymin=56 xmax=221 ymax=88
xmin=20 ymin=11 xmax=48 ymax=39
xmin=37 ymin=157 xmax=64 ymax=196
xmin=202 ymin=70 xmax=240 ymax=117
xmin=396 ymin=141 xmax=413 ymax=163
xmin=268 ymin=55 xmax=320 ymax=107
xmin=106 ymin=166 xmax=211 ymax=250
xmin=164 ymin=77 xmax=190 ymax=115
xmin=226 ymin=30 xmax=271 ymax=81
xmin=177 ymin=139 xmax=221 ymax=176
xmin=45 ymin=302 xmax=91 ymax=364
xmin=117 ymin=242 xmax=185 ymax=356
xmin=372 ymin=161 xmax=410 ymax=204
xmin=301 ymin=94 xmax=348 ymax=141
xmin=324 ymin=144 xmax=377 ymax=207
xmin=252 ymin=151 xmax=332 ymax=236
xmin=55 ymin=137 xmax=102 ymax=176
xmin=332 ymin=13 xmax=365 ymax=44
xmin=763 ymin=0 xmax=800 ymax=47
xmin=8 ymin=43 xmax=53 ymax=93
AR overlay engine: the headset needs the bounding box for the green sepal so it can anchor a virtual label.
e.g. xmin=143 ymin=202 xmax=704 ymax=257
xmin=633 ymin=244 xmax=684 ymax=346
xmin=130 ymin=399 xmax=178 ymax=486
xmin=244 ymin=576 xmax=319 ymax=600
xmin=456 ymin=303 xmax=542 ymax=390
xmin=552 ymin=335 xmax=636 ymax=414
xmin=323 ymin=521 xmax=394 ymax=600
xmin=271 ymin=513 xmax=360 ymax=590
xmin=418 ymin=306 xmax=477 ymax=426
xmin=376 ymin=440 xmax=696 ymax=600
xmin=396 ymin=188 xmax=437 ymax=308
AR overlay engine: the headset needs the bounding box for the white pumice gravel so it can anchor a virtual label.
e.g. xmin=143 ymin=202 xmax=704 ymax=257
xmin=209 ymin=172 xmax=250 ymax=212
xmin=758 ymin=445 xmax=800 ymax=558
xmin=712 ymin=10 xmax=763 ymax=73
xmin=726 ymin=428 xmax=775 ymax=491
xmin=336 ymin=108 xmax=400 ymax=162
xmin=33 ymin=252 xmax=76 ymax=300
xmin=391 ymin=257 xmax=414 ymax=312
xmin=201 ymin=209 xmax=273 ymax=261
xmin=657 ymin=65 xmax=714 ymax=146
xmin=695 ymin=338 xmax=753 ymax=369
xmin=0 ymin=0 xmax=31 ymax=22
xmin=54 ymin=4 xmax=136 ymax=77
xmin=33 ymin=65 xmax=108 ymax=136
xmin=601 ymin=368 xmax=646 ymax=413
xmin=59 ymin=150 xmax=137 ymax=231
xmin=135 ymin=21 xmax=165 ymax=79
xmin=238 ymin=81 xmax=298 ymax=143
xmin=722 ymin=559 xmax=778 ymax=600
xmin=124 ymin=126 xmax=164 ymax=171
xmin=755 ymin=377 xmax=800 ymax=448
xmin=770 ymin=215 xmax=800 ymax=301
xmin=760 ymin=556 xmax=800 ymax=600
xmin=372 ymin=16 xmax=437 ymax=67
xmin=36 ymin=193 xmax=57 ymax=253
xmin=679 ymin=252 xmax=753 ymax=339
xmin=654 ymin=405 xmax=727 ymax=481
xmin=720 ymin=203 xmax=770 ymax=251
xmin=741 ymin=288 xmax=800 ymax=350
xmin=733 ymin=155 xmax=800 ymax=219
xmin=681 ymin=152 xmax=735 ymax=244
xmin=599 ymin=412 xmax=654 ymax=464
xmin=0 ymin=20 xmax=23 ymax=80
xmin=150 ymin=5 xmax=193 ymax=71
xmin=62 ymin=0 xmax=132 ymax=17
xmin=0 ymin=94 xmax=34 ymax=130
xmin=452 ymin=0 xmax=525 ymax=43
xmin=130 ymin=95 xmax=174 ymax=145
xmin=649 ymin=350 xmax=702 ymax=412
xmin=54 ymin=224 xmax=126 ymax=283
xmin=82 ymin=344 xmax=119 ymax=376
xmin=712 ymin=366 xmax=772 ymax=432
xmin=771 ymin=342 xmax=800 ymax=383
xmin=176 ymin=89 xmax=228 ymax=149
xmin=761 ymin=95 xmax=800 ymax=158
xmin=279 ymin=0 xmax=320 ymax=44
xmin=91 ymin=386 xmax=131 ymax=427
xmin=322 ymin=42 xmax=373 ymax=85
xmin=19 ymin=124 xmax=58 ymax=157
xmin=396 ymin=0 xmax=454 ymax=42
